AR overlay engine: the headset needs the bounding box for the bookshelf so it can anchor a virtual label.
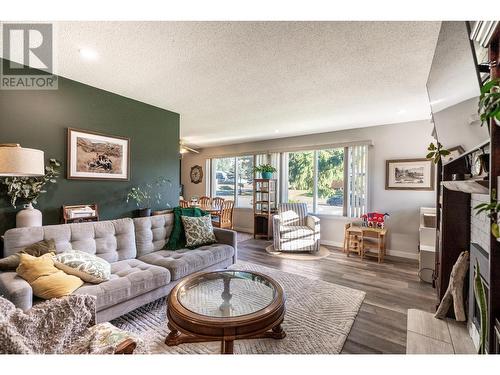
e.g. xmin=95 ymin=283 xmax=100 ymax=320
xmin=253 ymin=178 xmax=277 ymax=240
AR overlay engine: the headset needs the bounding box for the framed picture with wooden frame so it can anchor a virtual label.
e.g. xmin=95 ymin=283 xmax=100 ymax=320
xmin=67 ymin=128 xmax=130 ymax=181
xmin=442 ymin=145 xmax=465 ymax=164
xmin=385 ymin=158 xmax=434 ymax=191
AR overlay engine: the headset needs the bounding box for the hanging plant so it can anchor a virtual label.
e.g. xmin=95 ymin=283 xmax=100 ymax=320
xmin=479 ymin=78 xmax=500 ymax=127
xmin=474 ymin=188 xmax=500 ymax=238
xmin=426 ymin=142 xmax=450 ymax=164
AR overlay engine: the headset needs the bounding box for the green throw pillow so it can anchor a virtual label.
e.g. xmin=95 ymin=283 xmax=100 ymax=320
xmin=181 ymin=215 xmax=217 ymax=248
xmin=166 ymin=207 xmax=210 ymax=250
xmin=0 ymin=239 xmax=56 ymax=271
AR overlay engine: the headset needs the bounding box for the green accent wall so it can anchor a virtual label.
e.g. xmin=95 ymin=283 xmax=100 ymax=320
xmin=0 ymin=58 xmax=180 ymax=238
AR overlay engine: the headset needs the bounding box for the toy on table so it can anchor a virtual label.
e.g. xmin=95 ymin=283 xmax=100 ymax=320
xmin=361 ymin=212 xmax=389 ymax=229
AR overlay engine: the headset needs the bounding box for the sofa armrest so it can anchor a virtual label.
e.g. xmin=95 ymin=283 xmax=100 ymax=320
xmin=272 ymin=215 xmax=282 ymax=249
xmin=306 ymin=215 xmax=320 ymax=234
xmin=213 ymin=228 xmax=238 ymax=262
xmin=0 ymin=271 xmax=33 ymax=311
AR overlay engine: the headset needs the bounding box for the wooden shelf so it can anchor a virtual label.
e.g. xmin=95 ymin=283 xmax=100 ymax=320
xmin=253 ymin=178 xmax=277 ymax=240
xmin=441 ymin=179 xmax=489 ymax=195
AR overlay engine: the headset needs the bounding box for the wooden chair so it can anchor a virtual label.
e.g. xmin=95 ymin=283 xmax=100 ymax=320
xmin=212 ymin=200 xmax=234 ymax=229
xmin=179 ymin=199 xmax=189 ymax=208
xmin=199 ymin=196 xmax=211 ymax=208
xmin=212 ymin=197 xmax=225 ymax=209
xmin=345 ymin=226 xmax=363 ymax=258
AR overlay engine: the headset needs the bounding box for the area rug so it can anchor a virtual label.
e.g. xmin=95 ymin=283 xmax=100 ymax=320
xmin=264 ymin=244 xmax=331 ymax=260
xmin=111 ymin=261 xmax=365 ymax=354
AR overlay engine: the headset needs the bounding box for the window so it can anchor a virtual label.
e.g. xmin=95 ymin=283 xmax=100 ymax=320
xmin=284 ymin=145 xmax=367 ymax=217
xmin=211 ymin=155 xmax=254 ymax=208
xmin=317 ymin=148 xmax=345 ymax=215
xmin=287 ymin=151 xmax=314 ymax=212
xmin=236 ymin=156 xmax=254 ymax=208
xmin=208 ymin=145 xmax=367 ymax=216
xmin=213 ymin=157 xmax=235 ymax=199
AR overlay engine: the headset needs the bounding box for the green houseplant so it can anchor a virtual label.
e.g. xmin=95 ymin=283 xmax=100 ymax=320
xmin=479 ymin=78 xmax=500 ymax=127
xmin=1 ymin=158 xmax=61 ymax=227
xmin=474 ymin=260 xmax=488 ymax=354
xmin=473 ymin=188 xmax=500 ymax=239
xmin=426 ymin=142 xmax=450 ymax=164
xmin=253 ymin=164 xmax=277 ymax=179
xmin=1 ymin=158 xmax=61 ymax=208
xmin=126 ymin=176 xmax=171 ymax=217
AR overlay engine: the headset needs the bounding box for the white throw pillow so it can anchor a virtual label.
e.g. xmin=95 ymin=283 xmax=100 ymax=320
xmin=53 ymin=250 xmax=111 ymax=284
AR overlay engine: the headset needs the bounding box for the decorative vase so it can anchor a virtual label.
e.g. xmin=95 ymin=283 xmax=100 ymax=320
xmin=137 ymin=208 xmax=152 ymax=217
xmin=261 ymin=171 xmax=273 ymax=179
xmin=16 ymin=203 xmax=42 ymax=228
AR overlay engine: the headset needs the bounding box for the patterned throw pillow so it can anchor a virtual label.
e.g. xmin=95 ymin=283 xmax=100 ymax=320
xmin=181 ymin=215 xmax=217 ymax=248
xmin=53 ymin=250 xmax=111 ymax=284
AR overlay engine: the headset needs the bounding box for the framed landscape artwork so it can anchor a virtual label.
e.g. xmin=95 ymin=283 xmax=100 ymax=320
xmin=67 ymin=128 xmax=130 ymax=180
xmin=385 ymin=158 xmax=434 ymax=191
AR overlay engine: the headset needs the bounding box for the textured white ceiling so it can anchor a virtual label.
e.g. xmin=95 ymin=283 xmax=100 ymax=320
xmin=28 ymin=22 xmax=443 ymax=147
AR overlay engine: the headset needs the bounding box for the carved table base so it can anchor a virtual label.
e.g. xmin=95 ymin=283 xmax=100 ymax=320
xmin=164 ymin=270 xmax=287 ymax=355
xmin=165 ymin=321 xmax=286 ymax=354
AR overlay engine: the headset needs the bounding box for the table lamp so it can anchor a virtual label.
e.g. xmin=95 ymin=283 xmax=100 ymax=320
xmin=0 ymin=144 xmax=45 ymax=228
xmin=0 ymin=144 xmax=45 ymax=176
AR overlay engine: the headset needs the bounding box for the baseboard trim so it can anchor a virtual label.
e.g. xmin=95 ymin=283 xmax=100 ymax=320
xmin=320 ymin=240 xmax=344 ymax=248
xmin=234 ymin=226 xmax=253 ymax=234
xmin=320 ymin=240 xmax=418 ymax=260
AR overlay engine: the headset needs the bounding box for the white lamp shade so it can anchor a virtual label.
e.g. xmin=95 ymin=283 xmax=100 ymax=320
xmin=0 ymin=145 xmax=45 ymax=176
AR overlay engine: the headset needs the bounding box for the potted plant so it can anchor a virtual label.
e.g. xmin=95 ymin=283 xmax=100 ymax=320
xmin=1 ymin=158 xmax=61 ymax=227
xmin=474 ymin=188 xmax=500 ymax=239
xmin=253 ymin=164 xmax=277 ymax=179
xmin=126 ymin=177 xmax=171 ymax=217
xmin=479 ymin=78 xmax=500 ymax=127
xmin=426 ymin=142 xmax=450 ymax=164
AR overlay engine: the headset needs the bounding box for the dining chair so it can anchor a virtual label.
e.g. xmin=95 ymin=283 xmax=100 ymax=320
xmin=212 ymin=197 xmax=225 ymax=209
xmin=179 ymin=199 xmax=189 ymax=208
xmin=199 ymin=196 xmax=211 ymax=207
xmin=212 ymin=200 xmax=234 ymax=229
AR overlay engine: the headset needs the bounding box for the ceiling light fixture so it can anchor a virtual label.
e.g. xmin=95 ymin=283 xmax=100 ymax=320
xmin=79 ymin=48 xmax=98 ymax=61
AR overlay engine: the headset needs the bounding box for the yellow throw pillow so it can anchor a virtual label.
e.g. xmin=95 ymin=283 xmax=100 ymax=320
xmin=16 ymin=253 xmax=83 ymax=300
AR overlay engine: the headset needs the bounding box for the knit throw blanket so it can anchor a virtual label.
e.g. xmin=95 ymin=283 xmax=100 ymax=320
xmin=0 ymin=295 xmax=96 ymax=354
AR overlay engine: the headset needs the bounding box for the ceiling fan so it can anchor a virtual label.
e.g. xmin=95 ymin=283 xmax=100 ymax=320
xmin=179 ymin=140 xmax=199 ymax=154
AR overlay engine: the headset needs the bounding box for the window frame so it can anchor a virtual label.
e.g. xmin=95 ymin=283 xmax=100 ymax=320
xmin=286 ymin=147 xmax=348 ymax=217
xmin=210 ymin=155 xmax=255 ymax=209
xmin=207 ymin=143 xmax=367 ymax=216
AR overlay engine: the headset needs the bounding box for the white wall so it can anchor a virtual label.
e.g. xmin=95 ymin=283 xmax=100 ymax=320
xmin=182 ymin=119 xmax=435 ymax=258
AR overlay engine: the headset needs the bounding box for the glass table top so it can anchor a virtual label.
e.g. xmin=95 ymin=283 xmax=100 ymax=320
xmin=177 ymin=271 xmax=277 ymax=318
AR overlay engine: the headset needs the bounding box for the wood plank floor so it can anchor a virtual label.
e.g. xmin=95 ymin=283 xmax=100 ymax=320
xmin=237 ymin=237 xmax=438 ymax=354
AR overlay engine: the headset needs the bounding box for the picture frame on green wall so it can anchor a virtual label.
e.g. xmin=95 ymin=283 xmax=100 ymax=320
xmin=67 ymin=127 xmax=130 ymax=181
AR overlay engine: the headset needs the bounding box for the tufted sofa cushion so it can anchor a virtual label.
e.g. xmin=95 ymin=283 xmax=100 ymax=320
xmin=73 ymin=259 xmax=170 ymax=311
xmin=133 ymin=214 xmax=174 ymax=257
xmin=3 ymin=218 xmax=136 ymax=263
xmin=138 ymin=243 xmax=234 ymax=280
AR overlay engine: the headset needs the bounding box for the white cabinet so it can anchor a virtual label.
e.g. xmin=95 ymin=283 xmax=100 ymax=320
xmin=419 ymin=207 xmax=436 ymax=283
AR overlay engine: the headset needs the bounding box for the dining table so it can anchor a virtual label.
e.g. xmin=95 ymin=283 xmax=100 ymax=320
xmin=189 ymin=203 xmax=221 ymax=215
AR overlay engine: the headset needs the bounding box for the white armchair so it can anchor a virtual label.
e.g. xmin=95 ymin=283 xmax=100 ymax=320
xmin=273 ymin=203 xmax=320 ymax=253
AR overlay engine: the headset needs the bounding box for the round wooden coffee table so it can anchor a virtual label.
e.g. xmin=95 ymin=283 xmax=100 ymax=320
xmin=165 ymin=270 xmax=286 ymax=354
